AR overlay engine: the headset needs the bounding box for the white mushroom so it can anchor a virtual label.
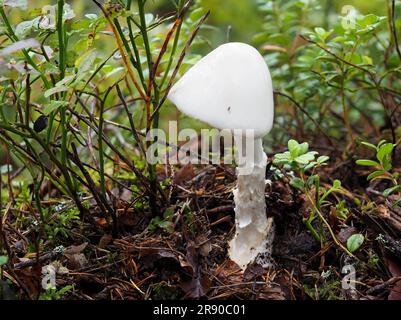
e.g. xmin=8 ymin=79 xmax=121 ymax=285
xmin=168 ymin=42 xmax=275 ymax=270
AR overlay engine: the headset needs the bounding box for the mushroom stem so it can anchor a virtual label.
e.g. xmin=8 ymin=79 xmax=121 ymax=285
xmin=229 ymin=136 xmax=275 ymax=270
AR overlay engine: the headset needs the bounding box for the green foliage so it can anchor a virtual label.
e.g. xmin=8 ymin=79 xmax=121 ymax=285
xmin=0 ymin=0 xmax=208 ymax=239
xmin=368 ymin=251 xmax=380 ymax=268
xmin=347 ymin=233 xmax=365 ymax=253
xmin=39 ymin=285 xmax=73 ymax=300
xmin=356 ymin=140 xmax=400 ymax=206
xmin=43 ymin=206 xmax=81 ymax=240
xmin=274 ymin=139 xmax=326 ymax=168
xmin=274 ymin=139 xmax=348 ymax=248
xmin=273 ymin=139 xmax=328 ymax=191
xmin=334 ymin=200 xmax=350 ymax=222
xmin=356 ymin=140 xmax=395 ymax=172
xmin=256 ymin=0 xmax=400 ymax=145
xmin=148 ymin=208 xmax=175 ymax=233
xmin=304 ymin=274 xmax=343 ymax=300
xmin=0 ymin=255 xmax=8 ymax=266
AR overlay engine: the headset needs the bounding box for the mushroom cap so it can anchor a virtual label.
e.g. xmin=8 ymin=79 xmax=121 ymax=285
xmin=168 ymin=42 xmax=274 ymax=138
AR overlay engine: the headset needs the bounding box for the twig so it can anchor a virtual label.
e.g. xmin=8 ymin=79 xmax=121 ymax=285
xmin=390 ymin=0 xmax=401 ymax=63
xmin=366 ymin=277 xmax=401 ymax=295
xmin=274 ymin=91 xmax=334 ymax=145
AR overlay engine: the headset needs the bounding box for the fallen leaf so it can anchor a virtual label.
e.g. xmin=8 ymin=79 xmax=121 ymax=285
xmin=337 ymin=227 xmax=358 ymax=244
xmin=65 ymin=253 xmax=88 ymax=270
xmin=118 ymin=209 xmax=140 ymax=227
xmin=384 ymin=255 xmax=401 ymax=300
xmin=64 ymin=243 xmax=89 ymax=270
xmin=243 ymin=263 xmax=266 ymax=281
xmin=64 ymin=242 xmax=88 ymax=255
xmin=184 ymin=241 xmax=198 ymax=275
xmin=98 ymin=234 xmax=113 ymax=249
xmin=139 ymin=248 xmax=180 ymax=269
xmin=180 ymin=275 xmax=211 ymax=299
xmin=195 ymin=235 xmax=212 ymax=257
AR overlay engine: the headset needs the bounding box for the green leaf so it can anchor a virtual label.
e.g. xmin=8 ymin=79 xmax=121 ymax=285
xmin=377 ymin=140 xmax=387 ymax=148
xmin=377 ymin=143 xmax=394 ymax=163
xmin=159 ymin=221 xmax=174 ymax=233
xmin=358 ymin=14 xmax=385 ymax=27
xmin=75 ymin=49 xmax=97 ymax=75
xmin=0 ymin=255 xmax=8 ymax=266
xmin=15 ymin=19 xmax=38 ymax=38
xmin=273 ymin=152 xmax=291 ymax=165
xmin=189 ymin=7 xmax=207 ymax=22
xmin=333 ymin=180 xmax=341 ymax=189
xmin=367 ymin=170 xmax=386 ymax=181
xmin=393 ymin=198 xmax=401 ymax=208
xmin=288 ymin=139 xmax=300 ymax=157
xmin=383 ymin=185 xmax=401 ymax=197
xmin=290 ymin=177 xmax=304 ymax=190
xmin=299 ymin=142 xmax=309 ymax=155
xmin=314 ymin=27 xmax=332 ymax=41
xmin=274 ymin=151 xmax=291 ymax=159
xmin=382 ymin=158 xmax=392 ymax=171
xmin=44 ymin=75 xmax=75 ymax=97
xmin=295 ymin=152 xmax=317 ymax=165
xmin=315 ymin=27 xmax=326 ymax=37
xmin=58 ymin=285 xmax=73 ymax=296
xmin=361 ymin=142 xmax=377 ymax=150
xmin=347 ymin=234 xmax=364 ymax=253
xmin=304 ymin=162 xmax=317 ymax=171
xmin=272 ymin=159 xmax=289 ymax=165
xmin=307 ymin=175 xmax=318 ymax=188
xmin=44 ymin=86 xmax=69 ymax=98
xmin=44 ymin=100 xmax=69 ymax=114
xmin=356 ymin=159 xmax=380 ymax=167
xmin=362 ymin=55 xmax=373 ymax=65
xmin=163 ymin=208 xmax=174 ymax=219
xmin=317 ymin=156 xmax=329 ymax=164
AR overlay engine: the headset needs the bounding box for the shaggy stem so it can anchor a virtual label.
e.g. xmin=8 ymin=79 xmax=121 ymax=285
xmin=229 ymin=136 xmax=275 ymax=270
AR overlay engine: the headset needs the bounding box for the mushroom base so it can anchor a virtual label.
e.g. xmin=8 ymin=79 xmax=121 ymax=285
xmin=228 ymin=140 xmax=275 ymax=270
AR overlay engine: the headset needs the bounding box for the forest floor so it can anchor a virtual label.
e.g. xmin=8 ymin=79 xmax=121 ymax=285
xmin=2 ymin=155 xmax=401 ymax=300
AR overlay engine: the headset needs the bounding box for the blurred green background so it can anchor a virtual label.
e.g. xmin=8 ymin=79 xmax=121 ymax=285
xmin=8 ymin=0 xmax=388 ymax=139
xmin=27 ymin=0 xmax=387 ymax=47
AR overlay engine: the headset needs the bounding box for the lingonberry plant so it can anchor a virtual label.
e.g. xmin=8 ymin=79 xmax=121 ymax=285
xmin=357 ymin=140 xmax=401 ymax=207
xmin=0 ymin=0 xmax=400 ymax=301
xmin=273 ymin=139 xmax=352 ymax=255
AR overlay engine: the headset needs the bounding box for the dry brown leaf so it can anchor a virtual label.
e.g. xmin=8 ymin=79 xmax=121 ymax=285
xmin=98 ymin=234 xmax=113 ymax=249
xmin=180 ymin=275 xmax=211 ymax=299
xmin=384 ymin=255 xmax=401 ymax=300
xmin=64 ymin=242 xmax=88 ymax=255
xmin=174 ymin=163 xmax=196 ymax=185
